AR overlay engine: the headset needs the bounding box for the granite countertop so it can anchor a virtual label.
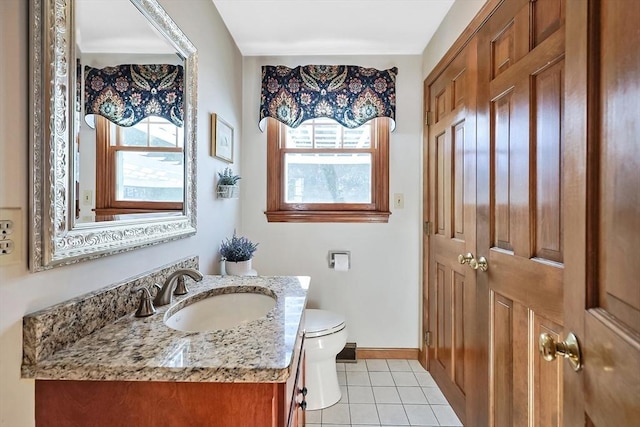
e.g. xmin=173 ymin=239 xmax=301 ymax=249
xmin=22 ymin=275 xmax=309 ymax=383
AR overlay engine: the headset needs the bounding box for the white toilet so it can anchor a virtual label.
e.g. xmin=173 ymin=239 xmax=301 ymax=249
xmin=304 ymin=309 xmax=348 ymax=410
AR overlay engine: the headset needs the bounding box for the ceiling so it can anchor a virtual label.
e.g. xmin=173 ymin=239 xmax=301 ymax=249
xmin=211 ymin=0 xmax=456 ymax=56
xmin=76 ymin=0 xmax=176 ymax=54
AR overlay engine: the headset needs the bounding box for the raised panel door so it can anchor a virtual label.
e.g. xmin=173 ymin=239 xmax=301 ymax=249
xmin=427 ymin=38 xmax=478 ymax=425
xmin=564 ymin=0 xmax=640 ymax=425
xmin=477 ymin=0 xmax=566 ymax=425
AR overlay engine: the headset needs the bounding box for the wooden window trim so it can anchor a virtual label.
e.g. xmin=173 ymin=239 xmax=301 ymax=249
xmin=94 ymin=116 xmax=183 ymax=215
xmin=265 ymin=118 xmax=390 ymax=223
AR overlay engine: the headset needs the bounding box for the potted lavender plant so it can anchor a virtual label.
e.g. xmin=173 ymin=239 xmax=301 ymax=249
xmin=219 ymin=231 xmax=258 ymax=275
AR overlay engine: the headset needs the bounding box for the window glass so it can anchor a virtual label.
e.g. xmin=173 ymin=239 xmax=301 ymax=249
xmin=343 ymin=126 xmax=371 ymax=148
xmin=114 ymin=151 xmax=184 ymax=202
xmin=120 ymin=123 xmax=148 ymax=147
xmin=282 ymin=118 xmax=373 ymax=204
xmin=120 ymin=118 xmax=183 ymax=148
xmin=284 ymin=153 xmax=372 ymax=203
xmin=285 ymin=118 xmax=371 ymax=149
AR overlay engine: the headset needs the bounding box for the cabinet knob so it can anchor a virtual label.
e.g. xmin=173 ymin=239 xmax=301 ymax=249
xmin=300 ymin=387 xmax=308 ymax=396
xmin=299 ymin=400 xmax=307 ymax=411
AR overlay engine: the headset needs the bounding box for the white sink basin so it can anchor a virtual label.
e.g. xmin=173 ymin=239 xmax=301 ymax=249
xmin=164 ymin=291 xmax=276 ymax=332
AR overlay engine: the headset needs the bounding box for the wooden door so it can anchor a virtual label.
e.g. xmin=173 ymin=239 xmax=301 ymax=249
xmin=563 ymin=0 xmax=640 ymax=425
xmin=426 ymin=38 xmax=478 ymax=425
xmin=476 ymin=0 xmax=566 ymax=425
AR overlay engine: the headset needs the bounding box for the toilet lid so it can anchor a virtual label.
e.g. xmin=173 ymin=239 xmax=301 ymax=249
xmin=304 ymin=309 xmax=346 ymax=338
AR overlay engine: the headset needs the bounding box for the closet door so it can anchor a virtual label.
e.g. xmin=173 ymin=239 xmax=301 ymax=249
xmin=425 ymin=38 xmax=478 ymax=425
xmin=564 ymin=0 xmax=640 ymax=425
xmin=476 ymin=0 xmax=566 ymax=425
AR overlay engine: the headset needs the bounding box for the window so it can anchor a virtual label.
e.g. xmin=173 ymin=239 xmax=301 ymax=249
xmin=266 ymin=117 xmax=390 ymax=223
xmin=95 ymin=116 xmax=184 ymax=216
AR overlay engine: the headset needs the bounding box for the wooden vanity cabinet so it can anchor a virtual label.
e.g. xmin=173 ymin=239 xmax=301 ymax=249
xmin=35 ymin=338 xmax=306 ymax=427
xmin=287 ymin=351 xmax=306 ymax=427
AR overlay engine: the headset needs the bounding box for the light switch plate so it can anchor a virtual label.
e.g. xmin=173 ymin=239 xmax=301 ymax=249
xmin=0 ymin=208 xmax=22 ymax=266
xmin=393 ymin=193 xmax=404 ymax=209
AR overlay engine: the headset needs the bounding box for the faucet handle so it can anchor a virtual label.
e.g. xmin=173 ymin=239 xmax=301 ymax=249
xmin=174 ymin=276 xmax=188 ymax=296
xmin=133 ymin=287 xmax=157 ymax=317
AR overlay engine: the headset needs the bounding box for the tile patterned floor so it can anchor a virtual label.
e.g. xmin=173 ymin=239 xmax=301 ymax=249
xmin=306 ymin=359 xmax=462 ymax=427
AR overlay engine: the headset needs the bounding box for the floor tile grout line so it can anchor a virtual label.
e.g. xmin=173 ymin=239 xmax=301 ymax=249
xmin=315 ymin=359 xmax=459 ymax=426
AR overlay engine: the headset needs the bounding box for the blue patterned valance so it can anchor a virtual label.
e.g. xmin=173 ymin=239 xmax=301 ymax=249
xmin=84 ymin=64 xmax=184 ymax=127
xmin=259 ymin=65 xmax=397 ymax=131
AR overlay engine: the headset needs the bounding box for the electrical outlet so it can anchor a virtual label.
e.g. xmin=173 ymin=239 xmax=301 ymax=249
xmin=0 ymin=219 xmax=14 ymax=236
xmin=0 ymin=240 xmax=14 ymax=254
xmin=0 ymin=208 xmax=22 ymax=266
xmin=393 ymin=193 xmax=404 ymax=209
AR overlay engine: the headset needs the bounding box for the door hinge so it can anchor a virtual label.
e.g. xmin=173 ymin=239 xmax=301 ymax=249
xmin=424 ymin=221 xmax=432 ymax=236
xmin=425 ymin=331 xmax=432 ymax=347
xmin=425 ymin=111 xmax=433 ymax=126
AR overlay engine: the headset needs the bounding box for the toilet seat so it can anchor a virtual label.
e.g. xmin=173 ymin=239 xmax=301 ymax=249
xmin=305 ymin=309 xmax=346 ymax=338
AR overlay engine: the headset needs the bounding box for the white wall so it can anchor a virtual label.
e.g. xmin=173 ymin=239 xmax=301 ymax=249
xmin=422 ymin=0 xmax=487 ymax=78
xmin=240 ymin=55 xmax=423 ymax=349
xmin=0 ymin=0 xmax=243 ymax=425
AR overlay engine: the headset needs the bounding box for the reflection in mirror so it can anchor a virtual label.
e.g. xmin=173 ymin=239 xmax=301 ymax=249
xmin=29 ymin=0 xmax=198 ymax=271
xmin=75 ymin=0 xmax=186 ymax=224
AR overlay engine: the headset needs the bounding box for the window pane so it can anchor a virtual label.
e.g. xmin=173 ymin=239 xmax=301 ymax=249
xmin=284 ymin=153 xmax=372 ymax=203
xmin=314 ymin=124 xmax=341 ymax=149
xmin=285 ymin=118 xmax=371 ymax=149
xmin=115 ymin=151 xmax=184 ymax=202
xmin=119 ymin=118 xmax=183 ymax=148
xmin=343 ymin=125 xmax=371 ymax=148
xmin=285 ymin=125 xmax=312 ymax=148
xmin=149 ymin=121 xmax=183 ymax=148
xmin=120 ymin=123 xmax=148 ymax=147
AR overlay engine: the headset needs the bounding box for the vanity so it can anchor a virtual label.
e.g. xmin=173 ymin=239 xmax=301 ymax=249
xmin=22 ymin=264 xmax=309 ymax=427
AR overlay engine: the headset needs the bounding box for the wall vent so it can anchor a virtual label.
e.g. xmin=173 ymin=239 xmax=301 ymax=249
xmin=336 ymin=342 xmax=357 ymax=362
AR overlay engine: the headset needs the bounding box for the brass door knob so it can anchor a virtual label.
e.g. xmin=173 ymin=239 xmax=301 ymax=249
xmin=469 ymin=256 xmax=489 ymax=272
xmin=538 ymin=332 xmax=582 ymax=372
xmin=458 ymin=253 xmax=474 ymax=265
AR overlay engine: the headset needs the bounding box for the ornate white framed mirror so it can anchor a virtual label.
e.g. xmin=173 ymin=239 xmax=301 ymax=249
xmin=29 ymin=0 xmax=198 ymax=272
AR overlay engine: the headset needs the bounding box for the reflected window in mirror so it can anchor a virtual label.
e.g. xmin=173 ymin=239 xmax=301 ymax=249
xmin=94 ymin=116 xmax=184 ymax=219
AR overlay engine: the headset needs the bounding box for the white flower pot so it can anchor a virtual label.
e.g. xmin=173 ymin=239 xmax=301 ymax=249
xmin=225 ymin=259 xmax=252 ymax=276
xmin=217 ymin=184 xmax=239 ymax=199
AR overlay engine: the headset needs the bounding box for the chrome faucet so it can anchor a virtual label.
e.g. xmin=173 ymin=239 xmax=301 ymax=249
xmin=153 ymin=268 xmax=204 ymax=306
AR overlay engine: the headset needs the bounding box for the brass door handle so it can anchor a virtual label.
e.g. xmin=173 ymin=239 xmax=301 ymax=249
xmin=469 ymin=256 xmax=488 ymax=272
xmin=458 ymin=253 xmax=474 ymax=265
xmin=538 ymin=332 xmax=582 ymax=372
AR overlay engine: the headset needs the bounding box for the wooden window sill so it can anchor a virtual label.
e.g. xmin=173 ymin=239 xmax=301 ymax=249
xmin=265 ymin=210 xmax=391 ymax=223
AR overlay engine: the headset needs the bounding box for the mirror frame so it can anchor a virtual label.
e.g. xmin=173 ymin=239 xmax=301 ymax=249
xmin=29 ymin=0 xmax=198 ymax=272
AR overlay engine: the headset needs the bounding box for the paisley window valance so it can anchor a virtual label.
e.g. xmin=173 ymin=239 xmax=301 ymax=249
xmin=84 ymin=64 xmax=184 ymax=128
xmin=259 ymin=65 xmax=397 ymax=131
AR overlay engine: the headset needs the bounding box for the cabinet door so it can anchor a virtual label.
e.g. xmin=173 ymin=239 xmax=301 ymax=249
xmin=290 ymin=352 xmax=306 ymax=427
xmin=283 ymin=332 xmax=305 ymax=427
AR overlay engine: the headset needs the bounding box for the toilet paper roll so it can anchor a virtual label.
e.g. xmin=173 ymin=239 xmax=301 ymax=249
xmin=334 ymin=253 xmax=349 ymax=271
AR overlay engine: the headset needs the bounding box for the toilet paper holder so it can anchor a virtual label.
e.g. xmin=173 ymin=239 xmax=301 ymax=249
xmin=328 ymin=250 xmax=350 ymax=269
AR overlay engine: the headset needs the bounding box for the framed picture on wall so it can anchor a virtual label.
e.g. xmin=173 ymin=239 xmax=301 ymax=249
xmin=211 ymin=113 xmax=234 ymax=163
